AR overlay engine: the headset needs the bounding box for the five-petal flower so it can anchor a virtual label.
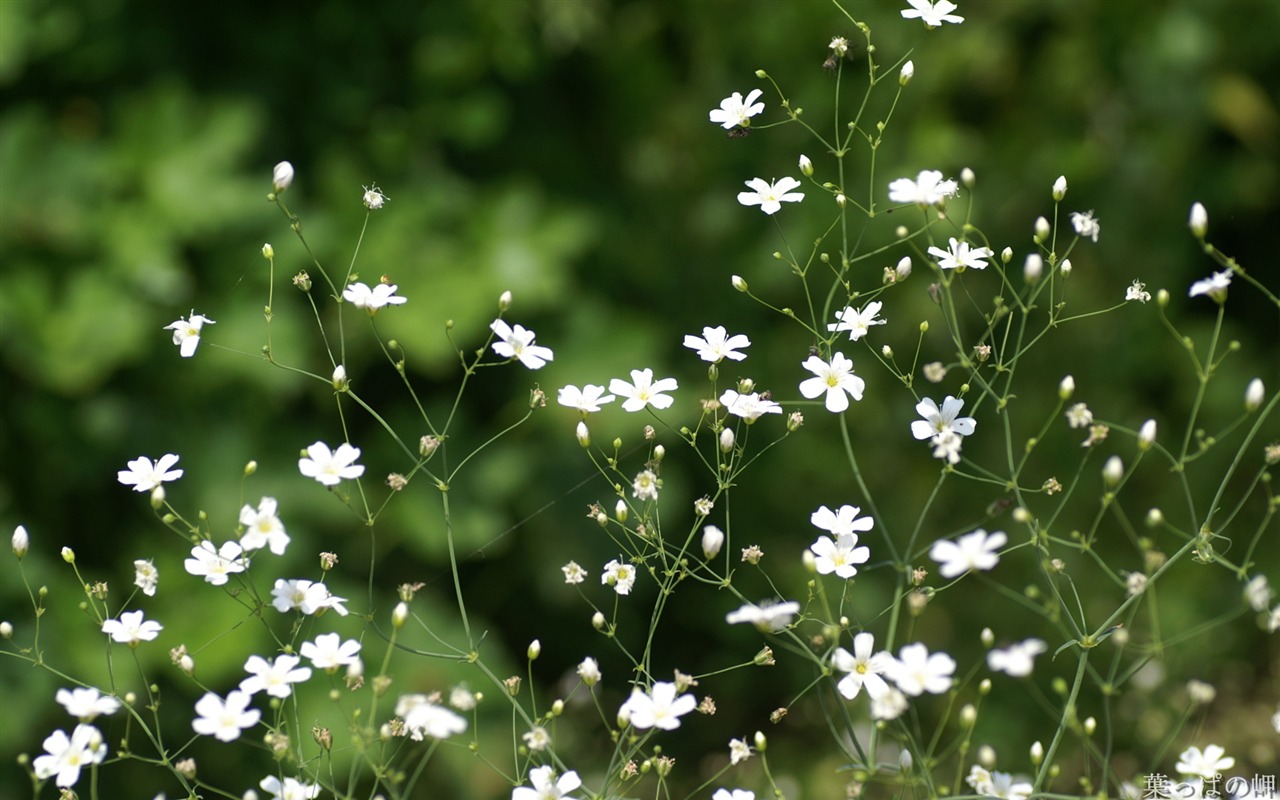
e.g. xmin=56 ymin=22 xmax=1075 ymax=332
xmin=491 ymin=319 xmax=555 ymax=369
xmin=929 ymin=528 xmax=1007 ymax=578
xmin=737 ymin=177 xmax=805 ymax=215
xmin=118 ymin=454 xmax=183 ymax=493
xmin=799 ymin=353 xmax=865 ymax=413
xmin=684 ymin=326 xmax=751 ymax=362
xmin=910 ymin=396 xmax=977 ymax=440
xmin=298 ymin=441 xmax=365 ymax=486
xmin=888 ymin=170 xmax=959 ymax=206
xmin=102 ymin=610 xmax=163 ymax=646
xmin=900 ymin=0 xmax=964 ymax=27
xmin=191 ymin=690 xmax=260 ymax=742
xmin=609 ymin=369 xmax=679 ymax=412
xmin=828 ymin=302 xmax=887 ymax=341
xmin=343 ymin=282 xmax=407 ymax=313
xmin=620 ymin=681 xmax=697 ymax=731
xmin=557 ymin=384 xmax=615 ymax=413
xmin=709 ymin=89 xmax=765 ymax=130
xmin=831 ymin=632 xmax=895 ymax=700
xmin=164 ymin=312 xmax=216 ymax=358
xmin=928 ymin=237 xmax=994 ymax=271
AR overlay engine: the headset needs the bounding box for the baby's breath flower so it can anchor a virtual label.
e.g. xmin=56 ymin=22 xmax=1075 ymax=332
xmin=1071 ymin=210 xmax=1100 ymax=242
xmin=562 ymin=561 xmax=587 ymax=585
xmin=272 ymin=161 xmax=294 ymax=192
xmin=1065 ymin=403 xmax=1092 ymax=429
xmin=1126 ymin=280 xmax=1151 ymax=303
xmin=1189 ymin=202 xmax=1208 ymax=238
xmin=362 ymin=184 xmax=387 ymax=209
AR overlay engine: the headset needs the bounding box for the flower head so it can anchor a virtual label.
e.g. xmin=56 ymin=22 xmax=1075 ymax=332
xmin=118 ymin=454 xmax=183 ymax=493
xmin=56 ymin=687 xmax=121 ymax=722
xmin=720 ymin=389 xmax=782 ymax=421
xmin=362 ymin=184 xmax=387 ymax=210
xmin=192 ymin=690 xmax=260 ymax=742
xmin=1071 ymin=210 xmax=1101 ymax=242
xmin=270 ymin=578 xmax=349 ymax=616
xmin=183 ymin=540 xmax=248 ymax=586
xmin=810 ymin=534 xmax=870 ymax=578
xmin=239 ymin=497 xmax=289 ymax=555
xmin=239 ymin=654 xmax=312 ymax=698
xmin=342 ymin=281 xmax=406 ymax=313
xmin=831 ymin=632 xmax=895 ymax=700
xmin=102 ymin=610 xmax=163 ymax=646
xmin=164 ymin=312 xmax=216 ymax=358
xmin=828 ymin=301 xmax=887 ymax=341
xmin=799 ymin=353 xmax=865 ymax=413
xmin=1175 ymin=745 xmax=1235 ymax=779
xmin=133 ymin=559 xmax=159 ymax=596
xmin=901 ymin=0 xmax=964 ymax=27
xmin=272 ymin=161 xmax=294 ymax=192
xmin=929 ymin=529 xmax=1007 ymax=579
xmin=910 ymin=396 xmax=977 ymax=441
xmin=578 ymin=657 xmax=602 ymax=686
xmin=620 ymin=681 xmax=697 ymax=730
xmin=986 ymin=639 xmax=1047 ymax=677
xmin=260 ymin=775 xmax=322 ymax=800
xmin=1188 ymin=270 xmax=1231 ymax=302
xmin=298 ymin=441 xmax=365 ymax=486
xmin=811 ymin=504 xmax=875 ymax=537
xmin=512 ymin=765 xmax=582 ymax=800
xmin=888 ymin=170 xmax=959 ymax=206
xmin=300 ymin=632 xmax=362 ymax=670
xmin=609 ymin=368 xmax=679 ymax=412
xmin=561 ymin=561 xmax=587 ymax=584
xmin=491 ymin=319 xmax=554 ymax=369
xmin=737 ymin=177 xmax=804 ymax=215
xmin=602 ymin=559 xmax=637 ymax=595
xmin=889 ymin=642 xmax=955 ymax=695
xmin=725 ymin=600 xmax=800 ymax=632
xmin=1126 ymin=280 xmax=1151 ymax=303
xmin=928 ymin=237 xmax=994 ymax=271
xmin=709 ymin=89 xmax=764 ymax=130
xmin=557 ymin=384 xmax=615 ymax=413
xmin=396 ymin=694 xmax=468 ymax=740
xmin=33 ymin=724 xmax=107 ymax=787
xmin=684 ymin=325 xmax=751 ymax=362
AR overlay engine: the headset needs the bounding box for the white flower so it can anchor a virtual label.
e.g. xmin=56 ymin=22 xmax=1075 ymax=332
xmin=300 ymin=632 xmax=362 ymax=670
xmin=562 ymin=561 xmax=587 ymax=584
xmin=578 ymin=657 xmax=602 ymax=686
xmin=609 ymin=368 xmax=679 ymax=412
xmin=889 ymin=642 xmax=955 ymax=695
xmin=164 ymin=312 xmax=216 ymax=358
xmin=396 ymin=693 xmax=469 ymax=740
xmin=888 ymin=170 xmax=959 ymax=206
xmin=298 ymin=441 xmax=365 ymax=486
xmin=362 ymin=184 xmax=387 ymax=210
xmin=729 ymin=737 xmax=753 ymax=764
xmin=239 ymin=497 xmax=290 ymax=555
xmin=270 ymin=578 xmax=349 ymax=616
xmin=910 ymin=396 xmax=977 ymax=441
xmin=684 ymin=325 xmax=751 ymax=362
xmin=491 ymin=319 xmax=554 ymax=369
xmin=831 ymin=632 xmax=895 ymax=700
xmin=725 ymin=600 xmax=800 ymax=632
xmin=737 ymin=177 xmax=804 ymax=215
xmin=1175 ymin=744 xmax=1235 ymax=779
xmin=968 ymin=765 xmax=1033 ymax=800
xmin=557 ymin=384 xmax=615 ymax=413
xmin=272 ymin=161 xmax=294 ymax=192
xmin=709 ymin=89 xmax=764 ymax=130
xmin=1188 ymin=269 xmax=1232 ymax=301
xmin=713 ymin=791 xmax=756 ymax=800
xmin=810 ymin=534 xmax=870 ymax=579
xmin=870 ymin=687 xmax=909 ymax=721
xmin=986 ymin=639 xmax=1046 ymax=677
xmin=101 ymin=610 xmax=163 ymax=646
xmin=602 ymin=559 xmax=637 ymax=595
xmin=901 ymin=0 xmax=964 ymax=27
xmin=720 ymin=389 xmax=782 ymax=421
xmin=184 ymin=540 xmax=248 ymax=586
xmin=620 ymin=681 xmax=697 ymax=730
xmin=1070 ymin=210 xmax=1101 ymax=242
xmin=811 ymin=504 xmax=875 ymax=538
xmin=1065 ymin=403 xmax=1093 ymax=429
xmin=1126 ymin=280 xmax=1151 ymax=303
xmin=342 ymin=281 xmax=407 ymax=312
xmin=931 ymin=430 xmax=964 ymax=464
xmin=523 ymin=726 xmax=551 ymax=751
xmin=929 ymin=529 xmax=1007 ymax=579
xmin=118 ymin=453 xmax=183 ymax=492
xmin=512 ymin=765 xmax=582 ymax=800
xmin=192 ymin=690 xmax=260 ymax=742
xmin=449 ymin=684 xmax=476 ymax=710
xmin=260 ymin=775 xmax=321 ymax=800
xmin=799 ymin=352 xmax=865 ymax=413
xmin=133 ymin=559 xmax=159 ymax=596
xmin=828 ymin=301 xmax=887 ymax=341
xmin=632 ymin=469 xmax=659 ymax=501
xmin=239 ymin=654 xmax=312 ymax=698
xmin=32 ymin=723 xmax=107 ymax=788
xmin=1244 ymin=575 xmax=1273 ymax=612
xmin=928 ymin=237 xmax=994 ymax=270
xmin=56 ymin=687 xmax=121 ymax=721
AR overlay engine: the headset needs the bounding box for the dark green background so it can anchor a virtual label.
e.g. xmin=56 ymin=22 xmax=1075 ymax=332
xmin=3 ymin=1 xmax=1278 ymax=797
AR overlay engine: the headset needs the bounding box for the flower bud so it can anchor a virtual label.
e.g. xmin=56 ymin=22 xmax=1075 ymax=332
xmin=419 ymin=435 xmax=440 ymax=458
xmin=1058 ymin=375 xmax=1075 ymax=399
xmin=1188 ymin=202 xmax=1208 ymax=238
xmin=1245 ymin=378 xmax=1264 ymax=412
xmin=1059 ymin=258 xmax=1072 ymax=276
xmin=900 ymin=749 xmax=913 ymax=772
xmin=592 ymin=611 xmax=605 ymax=629
xmin=960 ymin=704 xmax=977 ymax=728
xmin=262 ymin=243 xmax=274 ymax=260
xmin=499 ymin=290 xmax=513 ymax=311
xmin=1031 ymin=740 xmax=1044 ymax=764
xmin=179 ymin=654 xmax=195 ymax=674
xmin=719 ymin=428 xmax=735 ymax=453
xmin=150 ymin=486 xmax=166 ymax=509
xmin=979 ymin=678 xmax=991 ymax=695
xmin=332 ymin=365 xmax=348 ymax=392
xmin=1034 ymin=216 xmax=1050 ymax=243
xmin=1024 ymin=253 xmax=1043 ymax=283
xmin=272 ymin=161 xmax=294 ymax=193
xmin=653 ymin=444 xmax=665 ymax=461
xmin=881 ymin=345 xmax=893 ymax=359
xmin=12 ymin=525 xmax=28 ymax=559
xmin=615 ymin=500 xmax=628 ymax=522
xmin=899 ymin=60 xmax=914 ymax=86
xmin=1146 ymin=508 xmax=1164 ymax=527
xmin=1083 ymin=716 xmax=1096 ymax=735
xmin=980 ymin=627 xmax=994 ymax=647
xmin=731 ymin=275 xmax=749 ymax=293
xmin=754 ymin=730 xmax=767 ymax=752
xmin=392 ymin=602 xmax=409 ymax=628
xmin=1138 ymin=419 xmax=1156 ymax=450
xmin=576 ymin=421 xmax=590 ymax=448
xmin=1103 ymin=456 xmax=1123 ymax=487
xmin=961 ymin=167 xmax=975 ymax=188
xmin=0 ymin=621 xmax=11 ymax=638
xmin=1052 ymin=175 xmax=1067 ymax=201
xmin=1001 ymin=246 xmax=1013 ymax=265
xmin=798 ymin=154 xmax=813 ymax=177
xmin=895 ymin=256 xmax=912 ymax=281
xmin=702 ymin=525 xmax=725 ymax=560
xmin=977 ymin=744 xmax=997 ymax=768
xmin=527 ymin=639 xmax=541 ymax=661
xmin=61 ymin=546 xmax=75 ymax=564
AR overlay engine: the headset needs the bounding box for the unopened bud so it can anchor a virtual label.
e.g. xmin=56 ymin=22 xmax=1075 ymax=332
xmin=392 ymin=602 xmax=409 ymax=628
xmin=978 ymin=744 xmax=997 ymax=768
xmin=61 ymin=547 xmax=75 ymax=564
xmin=719 ymin=428 xmax=735 ymax=453
xmin=1103 ymin=456 xmax=1123 ymax=487
xmin=12 ymin=526 xmax=28 ymax=559
xmin=702 ymin=525 xmax=725 ymax=560
xmin=150 ymin=486 xmax=166 ymax=509
xmin=0 ymin=622 xmax=11 ymax=638
xmin=592 ymin=611 xmax=606 ymax=629
xmin=1034 ymin=216 xmax=1050 ymax=243
xmin=895 ymin=256 xmax=912 ymax=280
xmin=1245 ymin=378 xmax=1264 ymax=412
xmin=1052 ymin=175 xmax=1067 ymax=201
xmin=332 ymin=365 xmax=348 ymax=391
xmin=900 ymin=749 xmax=913 ymax=772
xmin=1059 ymin=258 xmax=1072 ymax=276
xmin=1138 ymin=419 xmax=1156 ymax=450
xmin=899 ymin=60 xmax=914 ymax=86
xmin=1188 ymin=202 xmax=1208 ymax=238
xmin=499 ymin=290 xmax=513 ymax=311
xmin=881 ymin=345 xmax=893 ymax=359
xmin=754 ymin=731 xmax=767 ymax=751
xmin=272 ymin=161 xmax=294 ymax=193
xmin=732 ymin=275 xmax=749 ymax=293
xmin=576 ymin=421 xmax=590 ymax=448
xmin=615 ymin=500 xmax=628 ymax=522
xmin=1031 ymin=740 xmax=1044 ymax=764
xmin=980 ymin=627 xmax=994 ymax=647
xmin=960 ymin=704 xmax=977 ymax=728
xmin=1001 ymin=246 xmax=1013 ymax=265
xmin=1024 ymin=253 xmax=1043 ymax=283
xmin=527 ymin=639 xmax=541 ymax=660
xmin=798 ymin=154 xmax=813 ymax=177
xmin=1083 ymin=716 xmax=1096 ymax=735
xmin=262 ymin=243 xmax=274 ymax=260
xmin=960 ymin=167 xmax=975 ymax=188
xmin=1059 ymin=375 xmax=1075 ymax=399
xmin=1146 ymin=508 xmax=1164 ymax=527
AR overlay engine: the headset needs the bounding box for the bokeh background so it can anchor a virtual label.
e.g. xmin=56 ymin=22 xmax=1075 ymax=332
xmin=2 ymin=0 xmax=1278 ymax=796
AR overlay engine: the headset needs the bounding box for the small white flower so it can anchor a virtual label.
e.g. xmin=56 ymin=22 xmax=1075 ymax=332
xmin=298 ymin=441 xmax=365 ymax=486
xmin=684 ymin=325 xmax=751 ymax=362
xmin=870 ymin=687 xmax=909 ymax=720
xmin=192 ymin=690 xmax=260 ymax=742
xmin=620 ymin=681 xmax=697 ymax=731
xmin=1126 ymin=280 xmax=1151 ymax=303
xmin=238 ymin=497 xmax=289 ymax=555
xmin=557 ymin=384 xmax=615 ymax=413
xmin=929 ymin=529 xmax=1007 ymax=579
xmin=888 ymin=170 xmax=958 ymax=206
xmin=828 ymin=301 xmax=887 ymax=341
xmin=737 ymin=177 xmax=804 ymax=215
xmin=720 ymin=389 xmax=782 ymax=422
xmin=889 ymin=642 xmax=955 ymax=695
xmin=708 ymin=89 xmax=764 ymax=130
xmin=811 ymin=504 xmax=874 ymax=537
xmin=1175 ymin=744 xmax=1235 ymax=779
xmin=562 ymin=561 xmax=587 ymax=585
xmin=260 ymin=775 xmax=321 ymax=800
xmin=300 ymin=632 xmax=362 ymax=671
xmin=713 ymin=791 xmax=755 ymax=800
xmin=1188 ymin=269 xmax=1232 ymax=301
xmin=101 ymin=610 xmax=163 ymax=646
xmin=184 ymin=540 xmax=248 ymax=586
xmin=491 ymin=319 xmax=554 ymax=369
xmin=831 ymin=632 xmax=895 ymax=700
xmin=725 ymin=600 xmax=800 ymax=632
xmin=729 ymin=737 xmax=753 ymax=764
xmin=239 ymin=654 xmax=312 ymax=698
xmin=342 ymin=281 xmax=407 ymax=312
xmin=900 ymin=0 xmax=964 ymax=27
xmin=133 ymin=559 xmax=159 ymax=596
xmin=609 ymin=368 xmax=679 ymax=412
xmin=602 ymin=559 xmax=637 ymax=595
xmin=1244 ymin=575 xmax=1273 ymax=612
xmin=523 ymin=726 xmax=551 ymax=751
xmin=32 ymin=723 xmax=107 ymax=788
xmin=1070 ymin=210 xmax=1101 ymax=242
xmin=799 ymin=353 xmax=865 ymax=413
xmin=1065 ymin=403 xmax=1093 ymax=429
xmin=164 ymin=312 xmax=216 ymax=358
xmin=931 ymin=430 xmax=964 ymax=464
xmin=910 ymin=396 xmax=977 ymax=441
xmin=578 ymin=657 xmax=602 ymax=686
xmin=118 ymin=454 xmax=183 ymax=493
xmin=928 ymin=237 xmax=994 ymax=270
xmin=362 ymin=184 xmax=388 ymax=209
xmin=512 ymin=765 xmax=582 ymax=800
xmin=56 ymin=687 xmax=121 ymax=721
xmin=270 ymin=578 xmax=349 ymax=616
xmin=986 ymin=639 xmax=1046 ymax=677
xmin=632 ymin=469 xmax=659 ymax=501
xmin=810 ymin=534 xmax=870 ymax=579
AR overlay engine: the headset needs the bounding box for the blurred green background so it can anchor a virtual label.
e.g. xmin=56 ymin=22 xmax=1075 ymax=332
xmin=2 ymin=0 xmax=1278 ymax=796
